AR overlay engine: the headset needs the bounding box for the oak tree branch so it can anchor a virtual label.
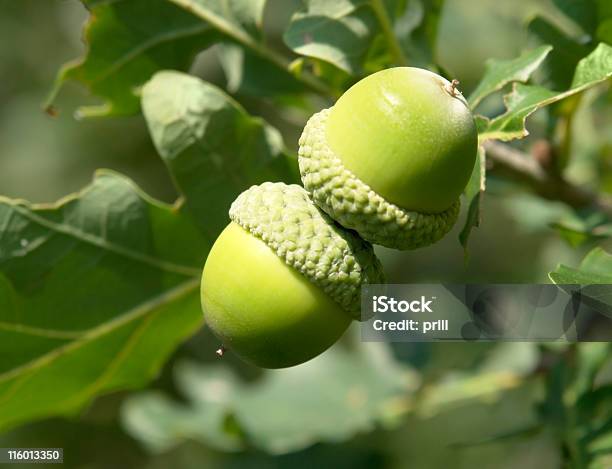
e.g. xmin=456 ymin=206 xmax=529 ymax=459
xmin=483 ymin=140 xmax=612 ymax=217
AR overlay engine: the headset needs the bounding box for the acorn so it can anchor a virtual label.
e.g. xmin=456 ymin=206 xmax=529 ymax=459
xmin=201 ymin=182 xmax=384 ymax=369
xmin=201 ymin=68 xmax=478 ymax=369
xmin=298 ymin=67 xmax=478 ymax=250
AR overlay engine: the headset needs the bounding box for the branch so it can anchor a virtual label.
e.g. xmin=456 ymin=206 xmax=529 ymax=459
xmin=169 ymin=0 xmax=338 ymax=98
xmin=483 ymin=141 xmax=612 ymax=217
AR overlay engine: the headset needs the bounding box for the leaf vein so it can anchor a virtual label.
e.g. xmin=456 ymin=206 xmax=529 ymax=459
xmin=0 ymin=322 xmax=85 ymax=339
xmin=0 ymin=278 xmax=199 ymax=385
xmin=4 ymin=203 xmax=200 ymax=277
xmin=91 ymin=23 xmax=213 ymax=85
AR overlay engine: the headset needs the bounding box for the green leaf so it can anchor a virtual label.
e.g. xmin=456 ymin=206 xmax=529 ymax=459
xmin=458 ymin=146 xmax=486 ymax=255
xmin=591 ymin=455 xmax=612 ymax=469
xmin=141 ymin=71 xmax=297 ymax=241
xmin=599 ymin=19 xmax=612 ymax=44
xmin=46 ymin=0 xmax=268 ymax=118
xmin=0 ymin=171 xmax=208 ymax=432
xmin=479 ymin=43 xmax=612 ymax=141
xmin=550 ymin=211 xmax=612 ymax=247
xmin=394 ymin=0 xmax=445 ymax=69
xmin=468 ymin=45 xmax=553 ymax=109
xmin=549 ymin=246 xmax=612 ymax=284
xmin=553 ymin=222 xmax=612 ymax=247
xmin=549 ymin=265 xmax=612 ymax=284
xmin=479 ymin=83 xmax=558 ymax=141
xmin=572 ymin=42 xmax=612 ymax=87
xmin=121 ymin=384 xmax=242 ymax=453
xmin=122 ymin=339 xmax=416 ymax=455
xmin=549 ymin=247 xmax=612 ymax=314
xmin=581 ymin=246 xmax=612 ymax=277
xmin=572 ymin=343 xmax=611 ymax=396
xmin=216 ymin=43 xmax=305 ymax=97
xmin=283 ymin=0 xmax=380 ymax=75
xmin=283 ymin=0 xmax=443 ymax=75
xmin=552 ymin=246 xmax=612 ymax=283
xmin=579 ymin=383 xmax=612 ymax=408
xmin=170 ymin=0 xmax=267 ymax=38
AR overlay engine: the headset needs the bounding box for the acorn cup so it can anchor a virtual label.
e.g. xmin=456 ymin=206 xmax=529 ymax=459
xmin=299 ymin=67 xmax=478 ymax=250
xmin=201 ymin=183 xmax=384 ymax=369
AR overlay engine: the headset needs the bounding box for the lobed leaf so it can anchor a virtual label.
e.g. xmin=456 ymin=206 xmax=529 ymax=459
xmin=479 ymin=43 xmax=612 ymax=142
xmin=46 ymin=0 xmax=268 ymax=117
xmin=549 ymin=246 xmax=612 ymax=284
xmin=0 ymin=171 xmax=208 ymax=431
xmin=551 ymin=211 xmax=612 ymax=247
xmin=141 ymin=71 xmax=298 ymax=242
xmin=283 ymin=0 xmax=379 ymax=75
xmin=395 ymin=0 xmax=445 ymax=69
xmin=528 ymin=16 xmax=591 ymax=90
xmin=283 ymin=0 xmax=444 ymax=75
xmin=580 ymin=247 xmax=612 ymax=278
xmin=549 ymin=247 xmax=612 ymax=315
xmin=468 ymin=45 xmax=553 ymax=109
xmin=122 ymin=338 xmax=416 ymax=455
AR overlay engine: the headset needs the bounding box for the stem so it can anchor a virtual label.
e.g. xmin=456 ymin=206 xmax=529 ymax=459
xmin=250 ymin=41 xmax=338 ymax=98
xmin=555 ymin=94 xmax=583 ymax=173
xmin=370 ymin=0 xmax=408 ymax=66
xmin=483 ymin=141 xmax=612 ymax=217
xmin=169 ymin=0 xmax=338 ymax=98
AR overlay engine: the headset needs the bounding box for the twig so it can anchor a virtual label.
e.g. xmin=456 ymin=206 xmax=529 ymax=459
xmin=371 ymin=0 xmax=408 ymax=66
xmin=169 ymin=0 xmax=338 ymax=98
xmin=483 ymin=141 xmax=612 ymax=217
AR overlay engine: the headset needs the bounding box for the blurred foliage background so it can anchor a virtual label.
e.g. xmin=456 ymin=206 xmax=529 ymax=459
xmin=0 ymin=0 xmax=610 ymax=468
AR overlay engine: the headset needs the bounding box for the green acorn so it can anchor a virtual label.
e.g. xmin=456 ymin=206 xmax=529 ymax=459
xmin=298 ymin=67 xmax=478 ymax=250
xmin=201 ymin=182 xmax=384 ymax=369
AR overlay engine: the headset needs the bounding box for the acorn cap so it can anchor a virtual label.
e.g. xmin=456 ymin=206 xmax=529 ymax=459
xmin=298 ymin=108 xmax=460 ymax=250
xmin=229 ymin=182 xmax=384 ymax=316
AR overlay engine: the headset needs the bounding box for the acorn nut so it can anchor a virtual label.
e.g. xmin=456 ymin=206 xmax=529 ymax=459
xmin=298 ymin=67 xmax=478 ymax=250
xmin=201 ymin=182 xmax=384 ymax=369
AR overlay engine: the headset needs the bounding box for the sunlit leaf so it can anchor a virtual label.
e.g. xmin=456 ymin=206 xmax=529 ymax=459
xmin=141 ymin=70 xmax=297 ymax=242
xmin=551 ymin=246 xmax=612 ymax=284
xmin=468 ymin=45 xmax=552 ymax=109
xmin=479 ymin=43 xmax=612 ymax=141
xmin=550 ymin=247 xmax=612 ymax=315
xmin=283 ymin=0 xmax=444 ymax=75
xmin=283 ymin=0 xmax=379 ymax=75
